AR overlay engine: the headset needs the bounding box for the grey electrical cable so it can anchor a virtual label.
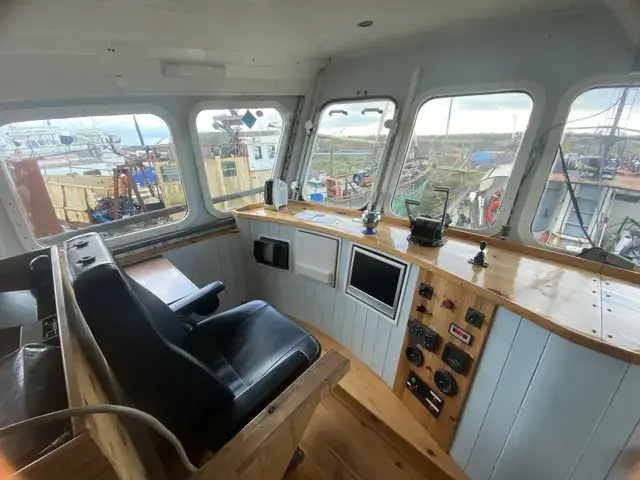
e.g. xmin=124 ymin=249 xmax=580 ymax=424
xmin=0 ymin=405 xmax=198 ymax=474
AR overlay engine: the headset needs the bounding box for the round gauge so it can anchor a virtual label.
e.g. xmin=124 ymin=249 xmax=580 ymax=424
xmin=434 ymin=369 xmax=458 ymax=396
xmin=405 ymin=346 xmax=423 ymax=366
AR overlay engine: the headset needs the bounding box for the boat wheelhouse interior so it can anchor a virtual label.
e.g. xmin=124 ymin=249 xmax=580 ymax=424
xmin=1 ymin=0 xmax=640 ymax=479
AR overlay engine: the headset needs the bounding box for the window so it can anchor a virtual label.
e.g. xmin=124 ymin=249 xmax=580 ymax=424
xmin=303 ymin=99 xmax=396 ymax=207
xmin=268 ymin=144 xmax=276 ymax=159
xmin=392 ymin=92 xmax=533 ymax=230
xmin=221 ymin=161 xmax=237 ymax=178
xmin=0 ymin=113 xmax=187 ymax=241
xmin=533 ymin=86 xmax=640 ymax=265
xmin=195 ymin=108 xmax=284 ymax=210
xmin=159 ymin=164 xmax=180 ymax=182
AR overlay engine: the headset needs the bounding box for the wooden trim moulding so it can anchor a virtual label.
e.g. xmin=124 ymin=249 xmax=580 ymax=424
xmin=236 ymin=201 xmax=639 ymax=284
xmin=234 ymin=202 xmax=640 ymax=365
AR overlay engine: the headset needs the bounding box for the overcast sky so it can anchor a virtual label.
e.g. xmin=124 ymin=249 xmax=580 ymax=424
xmin=2 ymin=88 xmax=639 ymax=148
xmin=0 ymin=114 xmax=171 ymax=146
xmin=195 ymin=108 xmax=283 ymax=134
xmin=315 ymin=87 xmax=640 ymax=139
xmin=564 ymin=87 xmax=640 ymax=134
xmin=0 ymin=108 xmax=285 ymax=147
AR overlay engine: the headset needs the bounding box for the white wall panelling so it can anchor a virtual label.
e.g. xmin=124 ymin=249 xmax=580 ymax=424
xmin=170 ymin=222 xmax=640 ymax=480
xmin=464 ymin=318 xmax=551 ymax=479
xmin=450 ymin=309 xmax=524 ymax=467
xmin=238 ymin=219 xmax=419 ymax=386
xmin=451 ymin=310 xmax=640 ymax=480
xmin=162 ymin=232 xmax=248 ymax=312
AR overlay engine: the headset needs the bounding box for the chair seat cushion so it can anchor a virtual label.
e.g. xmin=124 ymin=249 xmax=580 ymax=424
xmin=183 ymin=301 xmax=321 ymax=396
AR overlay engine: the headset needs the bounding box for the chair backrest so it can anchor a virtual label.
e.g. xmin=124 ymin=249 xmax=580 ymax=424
xmin=64 ymin=233 xmax=234 ymax=452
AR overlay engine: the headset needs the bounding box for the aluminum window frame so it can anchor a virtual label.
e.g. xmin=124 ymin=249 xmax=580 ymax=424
xmin=189 ymin=100 xmax=292 ymax=217
xmin=516 ymin=74 xmax=640 ymax=248
xmin=300 ymin=96 xmax=400 ymax=210
xmin=0 ymin=103 xmax=192 ymax=251
xmin=383 ymin=81 xmax=545 ymax=237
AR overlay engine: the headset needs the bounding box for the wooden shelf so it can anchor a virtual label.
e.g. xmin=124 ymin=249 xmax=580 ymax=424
xmin=235 ymin=201 xmax=640 ymax=364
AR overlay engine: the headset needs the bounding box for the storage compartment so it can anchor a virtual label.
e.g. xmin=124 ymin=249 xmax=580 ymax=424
xmin=295 ymin=230 xmax=339 ymax=286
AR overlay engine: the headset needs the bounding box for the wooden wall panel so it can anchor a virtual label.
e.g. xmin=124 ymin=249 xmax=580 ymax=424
xmin=392 ymin=269 xmax=498 ymax=451
xmin=238 ymin=219 xmax=419 ymax=388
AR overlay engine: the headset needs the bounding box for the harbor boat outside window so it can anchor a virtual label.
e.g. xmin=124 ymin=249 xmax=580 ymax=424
xmin=0 ymin=113 xmax=187 ymax=241
xmin=303 ymin=99 xmax=396 ymax=209
xmin=195 ymin=108 xmax=284 ymax=211
xmin=533 ymin=86 xmax=640 ymax=266
xmin=392 ymin=92 xmax=533 ymax=230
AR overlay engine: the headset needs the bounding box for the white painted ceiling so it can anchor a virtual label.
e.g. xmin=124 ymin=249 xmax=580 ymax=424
xmin=0 ymin=0 xmax=613 ymax=99
xmin=0 ymin=0 xmax=606 ymax=60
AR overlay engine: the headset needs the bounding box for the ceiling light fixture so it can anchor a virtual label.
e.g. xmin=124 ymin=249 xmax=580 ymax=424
xmin=357 ymin=20 xmax=373 ymax=28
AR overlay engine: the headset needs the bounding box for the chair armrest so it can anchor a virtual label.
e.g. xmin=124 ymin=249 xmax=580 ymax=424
xmin=170 ymin=281 xmax=225 ymax=316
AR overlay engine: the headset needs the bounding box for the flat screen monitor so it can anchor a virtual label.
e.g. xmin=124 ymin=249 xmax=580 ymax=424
xmin=346 ymin=246 xmax=407 ymax=320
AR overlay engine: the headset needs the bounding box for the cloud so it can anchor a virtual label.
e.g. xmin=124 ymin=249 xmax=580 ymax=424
xmin=94 ymin=114 xmax=171 ymax=145
xmin=454 ymin=92 xmax=533 ymax=111
xmin=413 ymin=92 xmax=533 ymax=135
xmin=195 ymin=108 xmax=283 ymax=133
xmin=1 ymin=114 xmax=172 ymax=146
xmin=318 ymin=100 xmax=396 ymax=136
xmin=570 ymin=87 xmax=620 ymax=113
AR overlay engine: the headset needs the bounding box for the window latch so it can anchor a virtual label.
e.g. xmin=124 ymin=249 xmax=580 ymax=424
xmin=304 ymin=120 xmax=315 ymax=136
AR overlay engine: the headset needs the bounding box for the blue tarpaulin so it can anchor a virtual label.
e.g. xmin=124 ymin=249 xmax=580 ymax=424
xmin=131 ymin=167 xmax=156 ymax=186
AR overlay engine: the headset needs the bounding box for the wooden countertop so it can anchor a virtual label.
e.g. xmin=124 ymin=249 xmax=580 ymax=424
xmin=235 ymin=201 xmax=640 ymax=364
xmin=125 ymin=257 xmax=197 ymax=305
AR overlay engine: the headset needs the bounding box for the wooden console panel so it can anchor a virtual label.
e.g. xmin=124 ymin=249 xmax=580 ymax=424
xmin=393 ymin=269 xmax=497 ymax=451
xmin=234 ymin=201 xmax=640 ymax=364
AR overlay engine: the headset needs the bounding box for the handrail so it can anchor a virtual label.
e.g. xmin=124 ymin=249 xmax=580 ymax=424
xmin=39 ymin=205 xmax=187 ymax=244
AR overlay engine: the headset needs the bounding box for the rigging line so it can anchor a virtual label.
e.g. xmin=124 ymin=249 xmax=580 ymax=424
xmin=558 ymin=144 xmax=596 ymax=248
xmin=501 ymin=92 xmax=628 ymax=233
xmin=542 ymin=91 xmax=627 ymax=138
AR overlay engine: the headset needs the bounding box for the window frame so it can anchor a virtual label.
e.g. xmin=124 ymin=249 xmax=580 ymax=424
xmin=189 ymin=100 xmax=292 ymax=217
xmin=0 ymin=103 xmax=192 ymax=251
xmin=221 ymin=160 xmax=238 ymax=178
xmin=516 ymin=75 xmax=640 ymax=249
xmin=383 ymin=82 xmax=545 ymax=237
xmin=300 ymin=96 xmax=400 ymax=209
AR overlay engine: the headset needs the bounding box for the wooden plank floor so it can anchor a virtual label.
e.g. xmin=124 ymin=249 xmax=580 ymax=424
xmin=286 ymin=393 xmax=435 ymax=480
xmin=288 ymin=319 xmax=469 ymax=480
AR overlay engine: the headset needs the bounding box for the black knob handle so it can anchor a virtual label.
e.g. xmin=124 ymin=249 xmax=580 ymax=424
xmin=480 ymin=241 xmax=487 ymax=251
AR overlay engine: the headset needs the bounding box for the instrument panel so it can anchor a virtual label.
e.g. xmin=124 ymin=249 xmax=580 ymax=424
xmin=393 ymin=269 xmax=497 ymax=451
